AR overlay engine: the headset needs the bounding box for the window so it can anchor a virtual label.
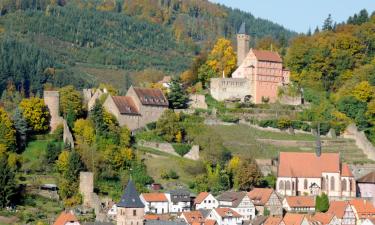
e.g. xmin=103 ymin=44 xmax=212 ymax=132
xmin=330 ymin=177 xmax=335 ymax=191
xmin=342 ymin=179 xmax=347 ymax=192
xmin=304 ymin=179 xmax=308 ymax=189
xmin=133 ymin=210 xmax=137 ymax=216
xmin=285 ymin=181 xmax=291 ymax=190
xmin=279 ymin=180 xmax=285 ymax=190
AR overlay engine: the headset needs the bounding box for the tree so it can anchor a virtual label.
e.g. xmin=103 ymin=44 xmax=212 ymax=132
xmin=316 ymin=193 xmax=329 ymax=212
xmin=352 ymin=81 xmax=374 ymax=102
xmin=0 ymin=107 xmax=16 ymax=151
xmin=233 ymin=158 xmax=262 ymax=191
xmin=322 ymin=14 xmax=333 ymax=31
xmin=1 ymin=81 xmax=22 ymax=113
xmin=206 ymin=38 xmax=237 ymax=77
xmin=59 ymin=85 xmax=84 ymax=119
xmin=156 ymin=110 xmax=182 ymax=142
xmin=120 ymin=126 xmax=131 ymax=148
xmin=90 ymin=100 xmax=108 ymax=137
xmin=0 ymin=156 xmax=17 ymax=209
xmin=167 ymin=79 xmax=188 ymax=109
xmin=19 ymin=97 xmax=50 ymax=133
xmin=73 ymin=119 xmax=95 ymax=146
xmin=337 ymin=96 xmax=367 ymax=119
xmin=45 ymin=142 xmax=62 ymax=164
xmin=198 ymin=64 xmax=216 ymax=88
xmin=12 ymin=108 xmax=29 ymax=151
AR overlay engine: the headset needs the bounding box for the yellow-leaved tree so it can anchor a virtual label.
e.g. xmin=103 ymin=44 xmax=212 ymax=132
xmin=206 ymin=38 xmax=237 ymax=77
xmin=19 ymin=97 xmax=50 ymax=133
xmin=352 ymin=81 xmax=374 ymax=102
xmin=0 ymin=108 xmax=16 ymax=151
xmin=73 ymin=119 xmax=95 ymax=146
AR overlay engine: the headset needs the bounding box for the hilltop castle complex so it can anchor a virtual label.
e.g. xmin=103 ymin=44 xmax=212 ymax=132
xmin=210 ymin=23 xmax=291 ymax=104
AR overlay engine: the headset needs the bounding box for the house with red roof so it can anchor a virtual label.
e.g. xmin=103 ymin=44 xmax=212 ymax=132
xmin=217 ymin=191 xmax=255 ymax=220
xmin=53 ymin=211 xmax=80 ymax=225
xmin=248 ymin=188 xmax=283 ymax=216
xmin=281 ymin=213 xmax=309 ymax=225
xmin=357 ymin=171 xmax=375 ymax=205
xmin=327 ymin=201 xmax=356 ymax=225
xmin=264 ymin=216 xmax=283 ymax=225
xmin=140 ymin=193 xmax=169 ymax=214
xmin=362 ymin=218 xmax=375 ymax=225
xmin=283 ymin=196 xmax=315 ymax=213
xmin=104 ymin=86 xmax=168 ymax=131
xmin=349 ymin=199 xmax=375 ymax=225
xmin=276 ymin=152 xmax=356 ymax=198
xmin=207 ymin=208 xmax=243 ymax=225
xmin=180 ymin=211 xmax=206 ymax=225
xmin=194 ymin=192 xmax=219 ymax=210
xmin=310 ymin=212 xmax=340 ymax=225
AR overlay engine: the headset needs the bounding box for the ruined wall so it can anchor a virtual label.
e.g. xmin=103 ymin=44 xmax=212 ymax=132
xmin=278 ymin=95 xmax=303 ymax=106
xmin=63 ymin=119 xmax=74 ymax=149
xmin=343 ymin=124 xmax=375 ymax=161
xmin=80 ymin=172 xmax=94 ymax=207
xmin=210 ymin=78 xmax=252 ymax=101
xmin=43 ymin=91 xmax=63 ymax=132
xmin=188 ymin=94 xmax=208 ymax=109
xmin=139 ymin=141 xmax=200 ymax=160
xmin=184 ymin=145 xmax=200 ymax=160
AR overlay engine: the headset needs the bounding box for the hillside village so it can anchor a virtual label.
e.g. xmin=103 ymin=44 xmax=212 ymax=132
xmin=1 ymin=2 xmax=375 ymax=225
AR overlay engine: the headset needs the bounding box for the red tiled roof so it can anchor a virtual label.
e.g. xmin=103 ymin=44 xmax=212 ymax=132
xmin=252 ymin=49 xmax=282 ymax=63
xmin=204 ymin=220 xmax=217 ymax=225
xmin=264 ymin=216 xmax=283 ymax=225
xmin=349 ymin=199 xmax=375 ymax=218
xmin=248 ymin=188 xmax=274 ymax=206
xmin=357 ymin=171 xmax=375 ymax=183
xmin=283 ymin=213 xmax=306 ymax=225
xmin=133 ymin=87 xmax=169 ymax=107
xmin=112 ymin=96 xmax=140 ymax=115
xmin=182 ymin=211 xmax=205 ymax=224
xmin=53 ymin=211 xmax=79 ymax=225
xmin=141 ymin=193 xmax=168 ymax=202
xmin=144 ymin=214 xmax=171 ymax=221
xmin=327 ymin=201 xmax=349 ymax=219
xmin=278 ymin=152 xmax=340 ymax=178
xmin=312 ymin=213 xmax=334 ymax=225
xmin=341 ymin=164 xmax=354 ymax=177
xmin=215 ymin=208 xmax=241 ymax=218
xmin=285 ymin=196 xmax=315 ymax=208
xmin=195 ymin=192 xmax=210 ymax=204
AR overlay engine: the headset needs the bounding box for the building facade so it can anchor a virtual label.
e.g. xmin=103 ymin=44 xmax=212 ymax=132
xmin=117 ymin=180 xmax=145 ymax=225
xmin=248 ymin=188 xmax=283 ymax=216
xmin=207 ymin=208 xmax=242 ymax=225
xmin=140 ymin=193 xmax=169 ymax=214
xmin=357 ymin=171 xmax=375 ymax=206
xmin=276 ymin=152 xmax=356 ymax=199
xmin=194 ymin=192 xmax=219 ymax=210
xmin=282 ymin=196 xmax=315 ymax=213
xmin=166 ymin=189 xmax=191 ymax=213
xmin=217 ymin=192 xmax=255 ymax=221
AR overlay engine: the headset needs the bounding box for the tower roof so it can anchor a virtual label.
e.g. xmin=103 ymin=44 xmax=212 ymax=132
xmin=238 ymin=22 xmax=246 ymax=34
xmin=118 ymin=180 xmax=144 ymax=208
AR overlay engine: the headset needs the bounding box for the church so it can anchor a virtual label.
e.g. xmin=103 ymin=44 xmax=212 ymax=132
xmin=210 ymin=23 xmax=291 ymax=104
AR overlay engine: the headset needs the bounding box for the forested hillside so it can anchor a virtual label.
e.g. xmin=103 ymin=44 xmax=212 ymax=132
xmin=285 ymin=13 xmax=375 ymax=142
xmin=0 ymin=0 xmax=295 ymax=95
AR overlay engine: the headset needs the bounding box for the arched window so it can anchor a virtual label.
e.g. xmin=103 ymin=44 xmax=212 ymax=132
xmin=321 ymin=177 xmax=325 ymax=191
xmin=349 ymin=179 xmax=352 ymax=192
xmin=330 ymin=177 xmax=335 ymax=191
xmin=279 ymin=180 xmax=285 ymax=190
xmin=342 ymin=179 xmax=347 ymax=192
xmin=285 ymin=181 xmax=291 ymax=190
xmin=304 ymin=179 xmax=308 ymax=189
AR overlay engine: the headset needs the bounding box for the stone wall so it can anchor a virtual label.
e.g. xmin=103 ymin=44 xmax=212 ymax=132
xmin=43 ymin=91 xmax=63 ymax=132
xmin=278 ymin=95 xmax=303 ymax=106
xmin=139 ymin=141 xmax=200 ymax=160
xmin=343 ymin=124 xmax=375 ymax=161
xmin=184 ymin=145 xmax=200 ymax=160
xmin=63 ymin=119 xmax=74 ymax=149
xmin=80 ymin=172 xmax=94 ymax=207
xmin=210 ymin=78 xmax=252 ymax=101
xmin=188 ymin=94 xmax=207 ymax=109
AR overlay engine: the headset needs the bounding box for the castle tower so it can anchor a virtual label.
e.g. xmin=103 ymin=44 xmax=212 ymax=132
xmin=43 ymin=91 xmax=63 ymax=132
xmin=237 ymin=22 xmax=250 ymax=66
xmin=117 ymin=180 xmax=145 ymax=225
xmin=79 ymin=172 xmax=94 ymax=207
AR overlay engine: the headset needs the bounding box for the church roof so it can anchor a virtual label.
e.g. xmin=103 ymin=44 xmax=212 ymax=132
xmin=118 ymin=180 xmax=144 ymax=208
xmin=341 ymin=163 xmax=354 ymax=177
xmin=133 ymin=87 xmax=169 ymax=107
xmin=357 ymin=171 xmax=375 ymax=183
xmin=278 ymin=152 xmax=340 ymax=178
xmin=112 ymin=96 xmax=140 ymax=115
xmin=238 ymin=22 xmax=246 ymax=34
xmin=252 ymin=49 xmax=282 ymax=63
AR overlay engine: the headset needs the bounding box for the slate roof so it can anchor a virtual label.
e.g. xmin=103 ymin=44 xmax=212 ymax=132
xmin=112 ymin=96 xmax=140 ymax=115
xmin=133 ymin=87 xmax=169 ymax=107
xmin=118 ymin=180 xmax=145 ymax=208
xmin=357 ymin=171 xmax=375 ymax=183
xmin=252 ymin=49 xmax=282 ymax=63
xmin=238 ymin=22 xmax=246 ymax=34
xmin=168 ymin=189 xmax=191 ymax=203
xmin=217 ymin=191 xmax=247 ymax=207
xmin=278 ymin=152 xmax=340 ymax=178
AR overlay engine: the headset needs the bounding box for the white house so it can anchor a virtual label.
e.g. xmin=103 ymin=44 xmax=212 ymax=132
xmin=362 ymin=218 xmax=375 ymax=225
xmin=282 ymin=196 xmax=315 ymax=213
xmin=282 ymin=213 xmax=310 ymax=225
xmin=166 ymin=189 xmax=191 ymax=213
xmin=277 ymin=152 xmax=356 ymax=198
xmin=140 ymin=193 xmax=169 ymax=214
xmin=106 ymin=202 xmax=117 ymax=220
xmin=327 ymin=201 xmax=356 ymax=225
xmin=194 ymin=192 xmax=219 ymax=210
xmin=180 ymin=211 xmax=206 ymax=225
xmin=53 ymin=211 xmax=80 ymax=225
xmin=207 ymin=208 xmax=242 ymax=225
xmin=311 ymin=213 xmax=340 ymax=225
xmin=217 ymin=192 xmax=255 ymax=220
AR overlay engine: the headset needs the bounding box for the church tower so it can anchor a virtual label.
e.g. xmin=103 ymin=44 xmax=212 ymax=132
xmin=237 ymin=22 xmax=250 ymax=66
xmin=117 ymin=180 xmax=145 ymax=225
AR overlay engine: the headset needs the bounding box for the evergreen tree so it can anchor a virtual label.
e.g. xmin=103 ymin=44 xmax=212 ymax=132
xmin=167 ymin=79 xmax=188 ymax=109
xmin=45 ymin=142 xmax=62 ymax=164
xmin=90 ymin=100 xmax=108 ymax=136
xmin=0 ymin=156 xmax=17 ymax=209
xmin=322 ymin=14 xmax=333 ymax=31
xmin=307 ymin=28 xmax=312 ymax=36
xmin=314 ymin=26 xmax=320 ymax=34
xmin=357 ymin=9 xmax=369 ymax=24
xmin=13 ymin=108 xmax=29 ymax=151
xmin=316 ymin=193 xmax=329 ymax=212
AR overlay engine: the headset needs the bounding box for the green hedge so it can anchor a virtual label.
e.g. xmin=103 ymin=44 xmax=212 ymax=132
xmin=135 ymin=130 xmax=164 ymax=142
xmin=258 ymin=119 xmax=312 ymax=132
xmin=219 ymin=114 xmax=240 ymax=123
xmin=172 ymin=143 xmax=192 ymax=156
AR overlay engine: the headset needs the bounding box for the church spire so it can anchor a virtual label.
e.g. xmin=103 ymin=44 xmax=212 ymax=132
xmin=238 ymin=22 xmax=246 ymax=34
xmin=117 ymin=179 xmax=144 ymax=208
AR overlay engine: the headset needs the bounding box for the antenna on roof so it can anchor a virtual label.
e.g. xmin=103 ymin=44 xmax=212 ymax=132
xmin=316 ymin=122 xmax=322 ymax=157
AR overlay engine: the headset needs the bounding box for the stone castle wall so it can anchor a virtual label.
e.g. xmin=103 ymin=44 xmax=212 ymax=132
xmin=80 ymin=172 xmax=94 ymax=207
xmin=44 ymin=91 xmax=63 ymax=132
xmin=63 ymin=119 xmax=74 ymax=149
xmin=139 ymin=141 xmax=200 ymax=160
xmin=344 ymin=124 xmax=375 ymax=161
xmin=210 ymin=78 xmax=252 ymax=101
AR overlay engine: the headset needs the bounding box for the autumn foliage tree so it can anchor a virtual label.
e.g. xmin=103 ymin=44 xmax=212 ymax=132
xmin=19 ymin=97 xmax=50 ymax=133
xmin=0 ymin=108 xmax=16 ymax=151
xmin=206 ymin=38 xmax=237 ymax=77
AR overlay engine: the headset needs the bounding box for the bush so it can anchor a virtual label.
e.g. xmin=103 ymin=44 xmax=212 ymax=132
xmin=135 ymin=130 xmax=164 ymax=142
xmin=258 ymin=119 xmax=278 ymax=128
xmin=219 ymin=114 xmax=239 ymax=123
xmin=146 ymin=122 xmax=157 ymax=130
xmin=277 ymin=117 xmax=292 ymax=129
xmin=172 ymin=143 xmax=191 ymax=156
xmin=168 ymin=170 xmax=179 ymax=179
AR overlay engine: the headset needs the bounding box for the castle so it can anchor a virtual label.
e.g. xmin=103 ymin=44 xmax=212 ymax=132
xmin=210 ymin=23 xmax=291 ymax=104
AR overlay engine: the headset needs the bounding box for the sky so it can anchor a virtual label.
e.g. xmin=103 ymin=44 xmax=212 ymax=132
xmin=209 ymin=0 xmax=375 ymax=33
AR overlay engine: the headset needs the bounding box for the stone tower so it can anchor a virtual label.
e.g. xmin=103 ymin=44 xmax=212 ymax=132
xmin=79 ymin=172 xmax=94 ymax=207
xmin=43 ymin=91 xmax=63 ymax=132
xmin=237 ymin=22 xmax=250 ymax=66
xmin=117 ymin=180 xmax=145 ymax=225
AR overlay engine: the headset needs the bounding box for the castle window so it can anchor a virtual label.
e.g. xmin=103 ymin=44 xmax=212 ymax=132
xmin=342 ymin=179 xmax=347 ymax=192
xmin=330 ymin=177 xmax=335 ymax=191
